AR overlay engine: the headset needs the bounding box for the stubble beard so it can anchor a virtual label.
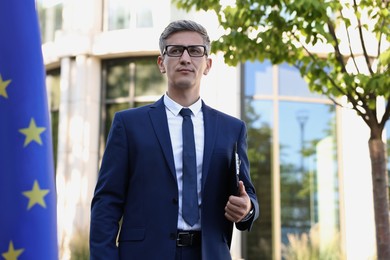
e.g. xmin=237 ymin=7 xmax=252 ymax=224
xmin=173 ymin=78 xmax=194 ymax=91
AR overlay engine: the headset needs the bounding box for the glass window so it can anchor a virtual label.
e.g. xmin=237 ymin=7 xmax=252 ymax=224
xmin=244 ymin=59 xmax=340 ymax=259
xmin=106 ymin=59 xmax=132 ymax=100
xmin=102 ymin=57 xmax=166 ymax=140
xmin=279 ymin=63 xmax=326 ymax=99
xmin=279 ymin=101 xmax=340 ymax=257
xmin=136 ymin=4 xmax=153 ymax=28
xmin=134 ymin=59 xmax=166 ymax=96
xmin=104 ymin=102 xmax=131 ymax=140
xmin=46 ymin=68 xmax=61 ymax=171
xmin=244 ymin=99 xmax=273 ymax=260
xmin=37 ymin=0 xmax=63 ymax=43
xmin=106 ymin=0 xmax=154 ymax=30
xmin=107 ymin=0 xmax=132 ymax=30
xmin=244 ymin=60 xmax=273 ymax=96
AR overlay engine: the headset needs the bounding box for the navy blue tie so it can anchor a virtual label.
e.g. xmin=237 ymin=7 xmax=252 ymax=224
xmin=180 ymin=108 xmax=199 ymax=226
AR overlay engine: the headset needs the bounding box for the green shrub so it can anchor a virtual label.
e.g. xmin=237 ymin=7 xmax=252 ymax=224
xmin=282 ymin=224 xmax=344 ymax=260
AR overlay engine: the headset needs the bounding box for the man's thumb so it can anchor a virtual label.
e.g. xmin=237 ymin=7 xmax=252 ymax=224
xmin=238 ymin=181 xmax=247 ymax=196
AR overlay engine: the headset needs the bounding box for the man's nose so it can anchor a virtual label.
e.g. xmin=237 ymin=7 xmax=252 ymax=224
xmin=179 ymin=49 xmax=191 ymax=62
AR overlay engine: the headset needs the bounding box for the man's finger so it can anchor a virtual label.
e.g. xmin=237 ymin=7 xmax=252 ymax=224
xmin=238 ymin=181 xmax=247 ymax=197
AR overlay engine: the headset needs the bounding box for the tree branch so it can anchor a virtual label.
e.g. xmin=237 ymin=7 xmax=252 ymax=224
xmin=379 ymin=96 xmax=390 ymax=130
xmin=291 ymin=32 xmax=372 ymax=126
xmin=326 ymin=20 xmax=347 ymax=73
xmin=339 ymin=9 xmax=360 ymax=74
xmin=353 ymin=0 xmax=374 ymax=75
xmin=326 ymin=17 xmax=373 ymax=123
xmin=377 ymin=0 xmax=389 ymax=59
xmin=291 ymin=30 xmax=351 ymax=98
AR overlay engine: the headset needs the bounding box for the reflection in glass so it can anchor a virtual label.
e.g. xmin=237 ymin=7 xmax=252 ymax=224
xmin=105 ymin=57 xmax=166 ymax=100
xmin=244 ymin=60 xmax=273 ymax=96
xmin=243 ymin=59 xmax=340 ymax=258
xmin=104 ymin=101 xmax=159 ymax=142
xmin=244 ymin=99 xmax=273 ymax=260
xmin=296 ymin=109 xmax=309 ymax=177
xmin=136 ymin=6 xmax=153 ymax=28
xmin=107 ymin=0 xmax=132 ymax=30
xmin=104 ymin=103 xmax=130 ymax=141
xmin=134 ymin=59 xmax=166 ymax=96
xmin=37 ymin=0 xmax=63 ymax=43
xmin=279 ymin=63 xmax=325 ymax=99
xmin=279 ymin=101 xmax=339 ymax=255
xmin=106 ymin=0 xmax=154 ymax=30
xmin=105 ymin=59 xmax=131 ymax=100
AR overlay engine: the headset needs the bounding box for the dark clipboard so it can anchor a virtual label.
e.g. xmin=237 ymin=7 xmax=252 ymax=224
xmin=229 ymin=142 xmax=241 ymax=196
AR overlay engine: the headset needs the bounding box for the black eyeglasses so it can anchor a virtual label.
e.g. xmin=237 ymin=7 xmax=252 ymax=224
xmin=163 ymin=45 xmax=207 ymax=57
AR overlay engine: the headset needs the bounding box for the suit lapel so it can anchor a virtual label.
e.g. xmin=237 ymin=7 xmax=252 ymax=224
xmin=148 ymin=98 xmax=219 ymax=186
xmin=148 ymin=97 xmax=176 ymax=181
xmin=201 ymin=102 xmax=218 ymax=188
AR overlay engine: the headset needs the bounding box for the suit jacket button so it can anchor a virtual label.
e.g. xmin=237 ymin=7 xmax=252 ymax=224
xmin=172 ymin=198 xmax=178 ymax=204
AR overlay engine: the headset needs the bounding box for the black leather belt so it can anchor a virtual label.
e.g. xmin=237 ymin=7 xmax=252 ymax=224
xmin=176 ymin=230 xmax=201 ymax=247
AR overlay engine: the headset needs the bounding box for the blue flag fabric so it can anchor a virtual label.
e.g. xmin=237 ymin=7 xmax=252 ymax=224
xmin=0 ymin=1 xmax=58 ymax=260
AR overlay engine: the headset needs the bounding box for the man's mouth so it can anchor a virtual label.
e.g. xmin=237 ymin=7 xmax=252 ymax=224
xmin=178 ymin=68 xmax=193 ymax=72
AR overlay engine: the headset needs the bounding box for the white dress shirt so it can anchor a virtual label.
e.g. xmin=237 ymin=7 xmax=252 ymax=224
xmin=164 ymin=94 xmax=204 ymax=231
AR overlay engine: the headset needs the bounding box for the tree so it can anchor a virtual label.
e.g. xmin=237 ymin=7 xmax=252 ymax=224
xmin=174 ymin=0 xmax=390 ymax=258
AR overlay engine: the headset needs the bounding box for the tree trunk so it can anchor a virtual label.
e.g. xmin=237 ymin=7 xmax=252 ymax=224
xmin=369 ymin=138 xmax=390 ymax=259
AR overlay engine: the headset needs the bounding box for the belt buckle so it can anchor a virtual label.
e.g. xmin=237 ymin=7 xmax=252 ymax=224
xmin=177 ymin=232 xmax=193 ymax=247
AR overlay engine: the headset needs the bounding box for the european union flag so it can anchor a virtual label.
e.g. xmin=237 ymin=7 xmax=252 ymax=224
xmin=0 ymin=1 xmax=58 ymax=259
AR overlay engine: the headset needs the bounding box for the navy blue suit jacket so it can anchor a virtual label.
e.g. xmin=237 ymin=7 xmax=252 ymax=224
xmin=90 ymin=97 xmax=259 ymax=260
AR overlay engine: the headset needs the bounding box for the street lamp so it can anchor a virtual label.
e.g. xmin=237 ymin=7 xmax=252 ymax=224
xmin=296 ymin=109 xmax=314 ymax=226
xmin=296 ymin=109 xmax=309 ymax=174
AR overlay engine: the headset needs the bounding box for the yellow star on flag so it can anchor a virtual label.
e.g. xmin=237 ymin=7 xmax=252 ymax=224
xmin=1 ymin=241 xmax=24 ymax=260
xmin=22 ymin=180 xmax=50 ymax=210
xmin=18 ymin=118 xmax=46 ymax=147
xmin=0 ymin=74 xmax=11 ymax=98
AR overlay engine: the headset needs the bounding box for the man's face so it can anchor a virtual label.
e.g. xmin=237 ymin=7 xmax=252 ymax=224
xmin=157 ymin=31 xmax=212 ymax=91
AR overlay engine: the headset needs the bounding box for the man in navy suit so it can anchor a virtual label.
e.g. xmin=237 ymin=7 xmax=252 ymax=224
xmin=90 ymin=19 xmax=259 ymax=260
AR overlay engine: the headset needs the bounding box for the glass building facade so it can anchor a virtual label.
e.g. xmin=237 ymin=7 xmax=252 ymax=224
xmin=37 ymin=0 xmax=388 ymax=259
xmin=243 ymin=61 xmax=340 ymax=259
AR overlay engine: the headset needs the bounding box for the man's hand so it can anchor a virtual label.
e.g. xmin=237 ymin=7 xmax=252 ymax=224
xmin=224 ymin=181 xmax=252 ymax=223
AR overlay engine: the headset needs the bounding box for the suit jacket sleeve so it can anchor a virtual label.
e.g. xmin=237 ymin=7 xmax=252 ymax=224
xmin=234 ymin=122 xmax=259 ymax=231
xmin=90 ymin=112 xmax=130 ymax=260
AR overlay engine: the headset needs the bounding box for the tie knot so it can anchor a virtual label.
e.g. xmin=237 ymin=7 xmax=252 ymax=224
xmin=180 ymin=108 xmax=192 ymax=118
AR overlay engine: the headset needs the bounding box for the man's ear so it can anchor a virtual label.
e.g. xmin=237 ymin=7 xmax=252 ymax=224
xmin=157 ymin=56 xmax=166 ymax=73
xmin=203 ymin=58 xmax=212 ymax=75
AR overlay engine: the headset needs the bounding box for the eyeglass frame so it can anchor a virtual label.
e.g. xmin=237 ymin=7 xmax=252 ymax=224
xmin=163 ymin=45 xmax=208 ymax=57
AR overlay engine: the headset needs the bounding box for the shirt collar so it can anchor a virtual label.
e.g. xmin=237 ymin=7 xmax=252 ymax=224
xmin=164 ymin=93 xmax=202 ymax=116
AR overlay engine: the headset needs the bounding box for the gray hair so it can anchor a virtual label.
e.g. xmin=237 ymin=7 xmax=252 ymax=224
xmin=159 ymin=20 xmax=211 ymax=55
